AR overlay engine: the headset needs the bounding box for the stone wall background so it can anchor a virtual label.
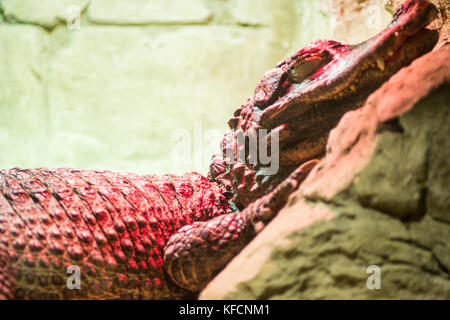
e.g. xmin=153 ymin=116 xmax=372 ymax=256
xmin=0 ymin=0 xmax=401 ymax=175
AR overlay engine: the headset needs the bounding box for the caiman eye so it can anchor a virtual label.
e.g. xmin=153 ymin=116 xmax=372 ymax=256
xmin=289 ymin=51 xmax=330 ymax=83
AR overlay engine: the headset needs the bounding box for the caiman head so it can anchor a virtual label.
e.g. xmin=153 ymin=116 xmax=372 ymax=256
xmin=209 ymin=0 xmax=439 ymax=209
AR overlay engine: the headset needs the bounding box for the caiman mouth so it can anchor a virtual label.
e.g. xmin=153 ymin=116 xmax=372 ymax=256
xmin=366 ymin=0 xmax=439 ymax=74
xmin=214 ymin=0 xmax=440 ymax=209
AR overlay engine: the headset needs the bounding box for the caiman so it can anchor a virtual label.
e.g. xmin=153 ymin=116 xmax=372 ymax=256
xmin=0 ymin=0 xmax=439 ymax=299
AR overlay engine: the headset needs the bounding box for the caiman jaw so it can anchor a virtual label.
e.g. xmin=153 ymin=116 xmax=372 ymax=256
xmin=211 ymin=0 xmax=439 ymax=209
xmin=340 ymin=0 xmax=440 ymax=96
xmin=258 ymin=0 xmax=439 ymax=127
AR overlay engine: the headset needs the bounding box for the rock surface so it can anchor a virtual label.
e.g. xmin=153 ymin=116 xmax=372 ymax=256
xmin=200 ymin=45 xmax=450 ymax=299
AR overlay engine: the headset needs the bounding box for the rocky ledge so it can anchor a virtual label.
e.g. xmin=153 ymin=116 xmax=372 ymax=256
xmin=200 ymin=44 xmax=450 ymax=299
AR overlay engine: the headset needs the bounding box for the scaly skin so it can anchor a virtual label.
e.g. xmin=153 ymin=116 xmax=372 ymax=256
xmin=0 ymin=163 xmax=315 ymax=299
xmin=0 ymin=169 xmax=229 ymax=299
xmin=211 ymin=0 xmax=439 ymax=208
xmin=0 ymin=0 xmax=439 ymax=299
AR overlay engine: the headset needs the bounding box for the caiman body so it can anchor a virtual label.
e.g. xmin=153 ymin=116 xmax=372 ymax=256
xmin=0 ymin=0 xmax=439 ymax=299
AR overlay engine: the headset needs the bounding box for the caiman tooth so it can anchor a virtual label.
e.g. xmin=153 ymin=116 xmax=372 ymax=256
xmin=387 ymin=48 xmax=394 ymax=57
xmin=376 ymin=57 xmax=385 ymax=70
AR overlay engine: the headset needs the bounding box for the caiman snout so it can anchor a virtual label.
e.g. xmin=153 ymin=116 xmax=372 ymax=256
xmin=390 ymin=0 xmax=438 ymax=33
xmin=370 ymin=0 xmax=439 ymax=69
xmin=214 ymin=0 xmax=440 ymax=208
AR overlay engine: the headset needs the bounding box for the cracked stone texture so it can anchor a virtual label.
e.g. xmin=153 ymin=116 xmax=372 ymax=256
xmin=0 ymin=0 xmax=333 ymax=175
xmin=0 ymin=0 xmax=90 ymax=29
xmin=200 ymin=45 xmax=450 ymax=299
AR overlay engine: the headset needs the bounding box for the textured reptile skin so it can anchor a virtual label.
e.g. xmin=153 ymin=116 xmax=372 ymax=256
xmin=0 ymin=169 xmax=228 ymax=299
xmin=0 ymin=0 xmax=440 ymax=299
xmin=211 ymin=0 xmax=439 ymax=208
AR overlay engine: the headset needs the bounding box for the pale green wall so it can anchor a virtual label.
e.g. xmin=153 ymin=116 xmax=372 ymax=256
xmin=0 ymin=0 xmax=333 ymax=175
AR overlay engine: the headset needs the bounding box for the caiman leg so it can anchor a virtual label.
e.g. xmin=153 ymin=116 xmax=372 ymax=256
xmin=164 ymin=160 xmax=318 ymax=292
